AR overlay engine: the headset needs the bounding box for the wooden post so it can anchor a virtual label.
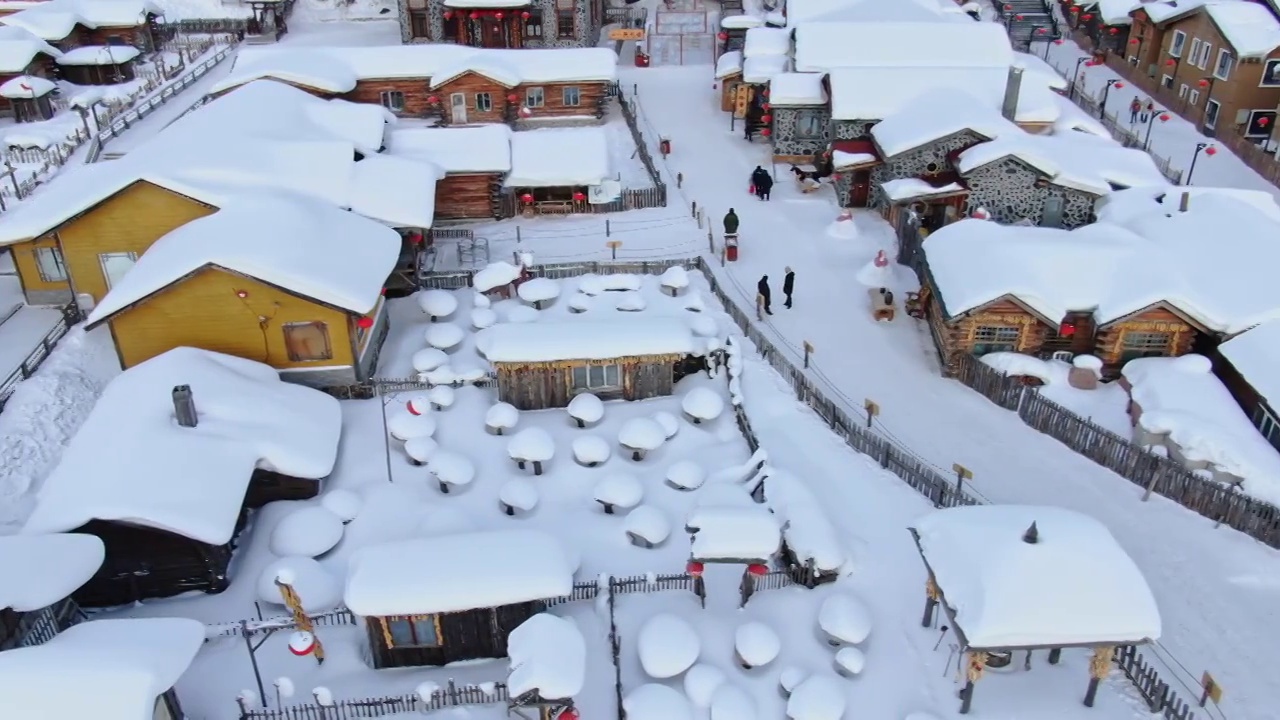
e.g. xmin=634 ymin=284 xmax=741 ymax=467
xmin=607 ymin=240 xmax=621 ymax=260
xmin=677 ymin=172 xmax=683 ymax=188
xmin=241 ymin=621 xmax=267 ymax=705
xmin=606 ymin=219 xmax=611 ymax=236
xmin=960 ymin=652 xmax=983 ymax=715
xmin=1199 ymin=671 xmax=1222 ymax=707
xmin=1048 ymin=648 xmax=1062 ymax=665
xmin=276 ymin=581 xmax=324 ymax=665
xmin=1083 ymin=646 xmax=1113 ymax=707
xmin=952 ymin=463 xmax=972 ymax=500
xmin=515 ymin=225 xmax=522 ymax=243
xmin=802 ymin=341 xmax=814 ymax=368
xmin=921 ymin=576 xmax=938 ymax=627
xmin=864 ymin=399 xmax=880 ymax=429
xmin=707 ymin=229 xmax=714 ymax=254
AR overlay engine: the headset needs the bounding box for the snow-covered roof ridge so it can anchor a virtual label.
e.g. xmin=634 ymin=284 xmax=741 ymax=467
xmin=85 ymin=191 xmax=402 ymax=325
xmin=743 ymin=26 xmax=791 ymax=57
xmin=429 ymin=53 xmax=520 ymax=89
xmin=1097 ymin=185 xmax=1280 ymax=224
xmin=957 ymin=130 xmax=1168 ymax=195
xmin=870 ymin=88 xmax=1020 ymax=158
xmin=0 ymin=617 xmax=204 ymax=720
xmin=913 ymin=505 xmax=1162 ymax=648
xmin=388 ymin=125 xmax=513 ymax=173
xmin=504 ymin=127 xmax=611 ymax=188
xmin=0 ymin=25 xmax=62 ymax=73
xmin=1220 ymin=319 xmax=1280 ymax=408
xmin=1205 ymin=1 xmax=1280 ymax=57
xmin=0 ymin=0 xmax=159 ymax=41
xmin=57 ymin=44 xmax=140 ymax=65
xmin=0 ymin=533 xmax=103 ymax=612
xmin=477 ymin=319 xmax=699 ymax=363
xmin=22 ymin=347 xmax=342 ymax=545
xmin=787 ymin=0 xmax=968 ymax=24
xmin=767 ymin=72 xmax=827 ymax=106
xmin=793 ymin=21 xmax=1012 ymax=73
xmin=344 ymin=529 xmax=576 ymax=616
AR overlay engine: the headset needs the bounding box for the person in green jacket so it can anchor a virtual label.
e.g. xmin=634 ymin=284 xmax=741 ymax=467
xmin=723 ymin=208 xmax=740 ymax=236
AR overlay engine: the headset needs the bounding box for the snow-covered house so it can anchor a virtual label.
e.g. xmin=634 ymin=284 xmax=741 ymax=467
xmin=0 ymin=0 xmax=162 ymax=53
xmin=21 ymin=347 xmax=341 ymax=606
xmin=345 ymin=529 xmax=575 ymax=669
xmin=506 ymin=613 xmax=586 ymax=717
xmin=715 ymin=49 xmax=744 ymax=113
xmin=389 ymin=125 xmax=513 ymax=220
xmin=55 ymin=42 xmax=138 ymax=84
xmin=504 ymin=126 xmax=610 ymax=213
xmin=0 ymin=617 xmax=204 ymax=720
xmin=212 ymin=46 xmax=619 ymax=125
xmin=1216 ymin=318 xmax=1280 ymax=451
xmin=0 ymin=533 xmax=102 ymax=651
xmin=911 ymin=505 xmax=1161 ymax=714
xmin=1070 ymin=0 xmax=1138 ymax=57
xmin=395 ymin=0 xmax=623 ymax=49
xmin=0 ymin=25 xmax=60 ymax=116
xmin=476 ymin=319 xmax=701 ymax=409
xmin=82 ymin=193 xmax=402 ymax=388
xmin=766 ymin=72 xmax=828 ymax=160
xmin=0 ymin=71 xmax=56 ymax=120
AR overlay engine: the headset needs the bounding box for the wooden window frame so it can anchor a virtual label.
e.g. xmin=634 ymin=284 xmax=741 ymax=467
xmin=380 ymin=90 xmax=405 ymax=112
xmin=794 ymin=109 xmax=825 ymax=140
xmin=475 ymin=92 xmax=493 ymax=111
xmin=1178 ymin=83 xmax=1189 ymax=99
xmin=1187 ymin=38 xmax=1200 ymax=65
xmin=1119 ymin=330 xmax=1171 ymax=362
xmin=282 ymin=321 xmax=334 ymax=362
xmin=556 ymin=4 xmax=575 ymax=39
xmin=1194 ymin=41 xmax=1212 ymax=70
xmin=1204 ymin=98 xmax=1220 ymax=128
xmin=1188 ymin=88 xmax=1200 ymax=106
xmin=98 ymin=251 xmax=137 ymax=289
xmin=1169 ymin=30 xmax=1186 ymax=58
xmin=35 ymin=246 xmax=67 ymax=282
xmin=971 ymin=325 xmax=1020 ymax=356
xmin=572 ymin=363 xmax=621 ymax=391
xmin=562 ymin=85 xmax=581 ymax=106
xmin=1213 ymin=49 xmax=1232 ymax=80
xmin=524 ymin=8 xmax=543 ymax=37
xmin=525 ymin=86 xmax=545 ymax=108
xmin=1161 ymin=74 xmax=1173 ymax=89
xmin=381 ymin=615 xmax=443 ymax=648
xmin=409 ymin=8 xmax=430 ymax=39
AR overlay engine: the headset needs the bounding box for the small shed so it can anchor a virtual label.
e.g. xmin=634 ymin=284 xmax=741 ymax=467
xmin=507 ymin=613 xmax=586 ymax=717
xmin=766 ymin=72 xmax=829 ymax=161
xmin=388 ymin=124 xmax=513 ymax=220
xmin=1216 ymin=318 xmax=1280 ymax=450
xmin=0 ymin=533 xmax=103 ymax=650
xmin=476 ymin=319 xmax=701 ymax=410
xmin=685 ymin=505 xmax=781 ymax=564
xmin=720 ymin=14 xmax=762 ymax=56
xmin=56 ymin=45 xmax=139 ymax=85
xmin=0 ymin=617 xmax=205 ymax=720
xmin=21 ymin=347 xmax=341 ymax=607
xmin=344 ymin=529 xmax=576 ymax=669
xmin=715 ymin=50 xmax=744 ymax=113
xmin=504 ymin=126 xmax=610 ymax=214
xmin=0 ymin=74 xmax=56 ymax=122
xmin=910 ymin=505 xmax=1161 ymax=714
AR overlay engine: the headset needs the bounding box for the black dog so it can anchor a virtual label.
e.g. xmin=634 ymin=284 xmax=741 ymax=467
xmin=790 ymin=165 xmax=816 ymax=183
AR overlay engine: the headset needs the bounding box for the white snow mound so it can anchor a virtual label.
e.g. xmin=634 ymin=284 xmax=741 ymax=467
xmin=819 ymin=593 xmax=872 ymax=644
xmin=710 ymin=684 xmax=757 ymax=720
xmin=619 ymin=417 xmax=666 ymax=451
xmin=638 ymin=613 xmax=701 ymax=678
xmin=319 ymin=489 xmax=362 ymax=522
xmin=580 ymin=274 xmax=642 ymax=295
xmin=624 ymin=683 xmax=694 ymax=720
xmin=661 ymin=266 xmax=690 ymax=291
xmin=269 ymin=507 xmax=345 ymax=557
xmin=735 ymin=621 xmax=781 ymax=667
xmin=509 ymin=427 xmax=555 ymax=462
xmin=568 ymin=392 xmax=604 ymax=423
xmin=257 ymin=556 xmax=340 ymax=612
xmin=429 ymin=451 xmax=476 ymax=488
xmin=787 ymin=675 xmax=846 ymax=720
xmin=424 ymin=323 xmax=465 ymax=350
xmin=683 ymin=664 xmax=727 ymax=708
xmin=472 ymin=308 xmax=498 ymax=329
xmin=666 ymin=461 xmax=706 ymax=490
xmin=626 ymin=505 xmax=671 ymax=544
xmin=412 ymin=348 xmax=449 ymax=373
xmin=388 ymin=409 xmax=437 ymax=441
xmin=683 ymin=387 xmax=725 ymax=421
xmin=500 ymin=478 xmax=539 ymax=512
xmin=417 ymin=290 xmax=459 ymax=319
xmin=518 ymin=277 xmax=561 ymax=304
xmin=595 ymin=474 xmax=643 ymax=509
xmin=486 ymin=402 xmax=520 ymax=431
xmin=652 ymin=411 xmax=680 ymax=439
xmin=573 ymin=435 xmax=612 ymax=464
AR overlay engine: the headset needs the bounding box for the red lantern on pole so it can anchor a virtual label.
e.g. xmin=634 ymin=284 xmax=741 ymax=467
xmin=761 ymin=103 xmax=769 ymax=111
xmin=1109 ymin=26 xmax=1119 ymax=34
xmin=760 ymin=114 xmax=771 ymax=123
xmin=288 ymin=631 xmax=316 ymax=656
xmin=357 ymin=316 xmax=374 ymax=330
xmin=557 ymin=710 xmax=579 ymax=720
xmin=686 ymin=561 xmax=704 ymax=576
xmin=428 ymin=95 xmax=439 ymax=104
xmin=1204 ymin=146 xmax=1217 ymax=156
xmin=747 ymin=564 xmax=769 ymax=577
xmin=443 ymin=10 xmax=452 ymax=19
xmin=1165 ymin=58 xmax=1176 ymax=66
xmin=469 ymin=11 xmax=479 ymax=19
xmin=521 ymin=193 xmax=534 ymax=204
xmin=1069 ymin=6 xmax=1079 ymax=12
xmin=1197 ymin=78 xmax=1209 ymax=87
xmin=507 ymin=93 xmax=519 ymax=102
xmin=1159 ymin=113 xmax=1170 ymax=122
xmin=1114 ymin=81 xmax=1124 ymax=88
xmin=1054 ymin=39 xmax=1065 ymax=44
xmin=761 ymin=128 xmax=771 ymax=136
xmin=1036 ymin=27 xmax=1046 ymax=34
xmin=1015 ymin=14 xmax=1024 ymax=20
xmin=832 ymin=173 xmax=842 ymax=180
xmin=1129 ymin=37 xmax=1139 ymax=44
xmin=762 ymin=89 xmax=769 ymax=98
xmin=1082 ymin=13 xmax=1093 ymax=20
xmin=1003 ymin=3 xmax=1011 ymax=9
xmin=572 ymin=191 xmax=586 ymax=202
xmin=521 ymin=10 xmax=530 ymax=19
xmin=1058 ymin=321 xmax=1076 ymax=337
xmin=717 ymin=31 xmax=727 ymax=40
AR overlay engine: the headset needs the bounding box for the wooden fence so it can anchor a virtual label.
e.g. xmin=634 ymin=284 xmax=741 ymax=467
xmin=613 ymin=85 xmax=669 ymax=203
xmin=1064 ymin=82 xmax=1184 ymax=185
xmin=240 ymin=681 xmax=509 ymax=720
xmin=1115 ymin=645 xmax=1200 ymax=720
xmin=0 ymin=302 xmax=81 ymax=415
xmin=952 ymin=352 xmax=1280 ymax=549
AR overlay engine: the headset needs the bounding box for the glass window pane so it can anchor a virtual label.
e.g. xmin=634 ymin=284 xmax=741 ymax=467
xmin=589 ymin=365 xmax=605 ymax=385
xmin=36 ymin=248 xmax=66 ymax=281
xmin=413 ymin=618 xmax=439 ymax=646
xmin=606 ymin=364 xmax=620 ymax=386
xmin=572 ymin=366 xmax=588 ymax=388
xmin=387 ymin=619 xmax=414 ymax=646
xmin=99 ymin=252 xmax=136 ymax=289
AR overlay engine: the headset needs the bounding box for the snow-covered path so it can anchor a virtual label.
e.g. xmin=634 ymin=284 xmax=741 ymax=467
xmin=625 ymin=64 xmax=1275 ymax=718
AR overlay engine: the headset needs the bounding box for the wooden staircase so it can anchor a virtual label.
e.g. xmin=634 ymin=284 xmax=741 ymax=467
xmin=994 ymin=0 xmax=1060 ymax=52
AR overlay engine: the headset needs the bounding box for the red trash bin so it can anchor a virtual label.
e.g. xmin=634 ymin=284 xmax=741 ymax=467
xmin=725 ymin=235 xmax=739 ymax=262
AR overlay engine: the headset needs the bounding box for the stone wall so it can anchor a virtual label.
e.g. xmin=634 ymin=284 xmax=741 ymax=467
xmin=867 ymin=129 xmax=986 ymax=209
xmin=960 ymin=156 xmax=1098 ymax=228
xmin=771 ymin=106 xmax=830 ymax=158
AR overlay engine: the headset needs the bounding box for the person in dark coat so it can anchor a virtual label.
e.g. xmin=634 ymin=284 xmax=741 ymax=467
xmin=757 ymin=275 xmax=772 ymax=315
xmin=751 ymin=166 xmax=771 ymax=200
xmin=758 ymin=171 xmax=774 ymax=200
xmin=723 ymin=208 xmax=740 ymax=235
xmin=783 ymin=266 xmax=795 ymax=308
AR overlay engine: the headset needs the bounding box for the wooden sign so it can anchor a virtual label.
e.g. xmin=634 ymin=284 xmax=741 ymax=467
xmin=609 ymin=28 xmax=645 ymax=40
xmin=952 ymin=463 xmax=973 ymax=480
xmin=802 ymin=341 xmax=815 ymax=355
xmin=606 ymin=241 xmax=622 ymax=250
xmin=733 ymin=84 xmax=753 ymax=118
xmin=1200 ymin=672 xmax=1223 ymax=706
xmin=865 ymin=400 xmax=879 ymax=417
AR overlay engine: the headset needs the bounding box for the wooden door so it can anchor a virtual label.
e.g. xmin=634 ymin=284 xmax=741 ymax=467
xmin=450 ymin=92 xmax=467 ymax=124
xmin=848 ymin=170 xmax=870 ymax=207
xmin=481 ymin=17 xmax=506 ymax=48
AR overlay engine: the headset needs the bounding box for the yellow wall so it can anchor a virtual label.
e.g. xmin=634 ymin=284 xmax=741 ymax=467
xmin=9 ymin=237 xmax=70 ymax=296
xmin=58 ymin=181 xmax=216 ymax=305
xmin=106 ymin=266 xmax=357 ymax=372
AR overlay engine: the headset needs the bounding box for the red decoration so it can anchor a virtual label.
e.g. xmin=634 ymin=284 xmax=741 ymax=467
xmin=1204 ymin=146 xmax=1217 ymax=156
xmin=1054 ymin=38 xmax=1065 ymax=44
xmin=507 ymin=93 xmax=519 ymax=102
xmin=1109 ymin=26 xmax=1119 ymax=34
xmin=406 ymin=399 xmax=422 ymax=416
xmin=761 ymin=113 xmax=772 ymax=123
xmin=557 ymin=710 xmax=579 ymax=720
xmin=380 ymin=287 xmax=387 ymax=296
xmin=762 ymin=89 xmax=769 ymax=98
xmin=832 ymin=173 xmax=842 ymax=180
xmin=717 ymin=31 xmax=728 ymax=40
xmin=443 ymin=10 xmax=452 ymax=19
xmin=521 ymin=193 xmax=534 ymax=204
xmin=469 ymin=11 xmax=479 ymax=19
xmin=1059 ymin=321 xmax=1076 ymax=337
xmin=761 ymin=128 xmax=771 ymax=136
xmin=1082 ymin=12 xmax=1093 ymax=20
xmin=288 ymin=631 xmax=316 ymax=656
xmin=1166 ymin=58 xmax=1176 ymax=66
xmin=235 ymin=290 xmax=248 ymax=299
xmin=1197 ymin=78 xmax=1209 ymax=87
xmin=521 ymin=10 xmax=531 ymax=19
xmin=1069 ymin=6 xmax=1079 ymax=11
xmin=1159 ymin=113 xmax=1170 ymax=122
xmin=495 ymin=11 xmax=504 ymax=19
xmin=428 ymin=95 xmax=439 ymax=103
xmin=1130 ymin=37 xmax=1139 ymax=44
xmin=747 ymin=564 xmax=769 ymax=576
xmin=519 ymin=106 xmax=532 ymax=117
xmin=1036 ymin=27 xmax=1047 ymax=34
xmin=357 ymin=316 xmax=374 ymax=330
xmin=1003 ymin=3 xmax=1011 ymax=9
xmin=686 ymin=561 xmax=705 ymax=576
xmin=761 ymin=103 xmax=770 ymax=110
xmin=1084 ymin=60 xmax=1097 ymax=67
xmin=1261 ymin=116 xmax=1272 ymax=127
xmin=572 ymin=191 xmax=586 ymax=202
xmin=1015 ymin=14 xmax=1024 ymax=20
xmin=1114 ymin=81 xmax=1124 ymax=88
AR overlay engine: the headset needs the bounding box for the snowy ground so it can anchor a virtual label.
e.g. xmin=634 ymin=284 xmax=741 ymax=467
xmin=603 ymin=105 xmax=656 ymax=189
xmin=980 ymin=353 xmax=1132 ymax=436
xmin=0 ymin=302 xmax=63 ymax=380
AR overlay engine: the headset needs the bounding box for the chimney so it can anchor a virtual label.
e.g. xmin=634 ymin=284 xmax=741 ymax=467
xmin=1001 ymin=66 xmax=1024 ymax=122
xmin=1179 ymin=191 xmax=1191 ymax=212
xmin=1022 ymin=521 xmax=1039 ymax=544
xmin=173 ymin=385 xmax=198 ymax=428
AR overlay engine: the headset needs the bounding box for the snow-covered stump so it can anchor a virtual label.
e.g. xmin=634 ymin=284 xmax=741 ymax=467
xmin=818 ymin=593 xmax=872 ymax=646
xmin=618 ymin=417 xmax=666 ymax=461
xmin=428 ymin=386 xmax=455 ymax=411
xmin=734 ymin=622 xmax=781 ymax=670
xmin=594 ymin=474 xmax=642 ymax=514
xmin=684 ymin=295 xmax=706 ymax=313
xmin=508 ymin=427 xmax=555 ymax=475
xmin=786 ymin=675 xmax=846 ymax=720
xmin=624 ymin=684 xmax=693 ymax=720
xmin=616 ymin=292 xmax=647 ymax=312
xmin=653 ymin=411 xmax=680 ymax=440
xmin=710 ymin=685 xmax=756 ymax=720
xmin=568 ymin=293 xmax=593 ymax=314
xmin=499 ymin=478 xmax=539 ymax=516
xmin=417 ymin=290 xmax=458 ymax=322
xmin=683 ymin=664 xmax=727 ymax=709
xmin=404 ymin=437 xmax=439 ymax=466
xmin=660 ymin=266 xmax=690 ymax=296
xmin=665 ymin=461 xmax=705 ymax=491
xmin=412 ymin=348 xmax=449 ymax=376
xmin=506 ymin=305 xmax=540 ymax=323
xmin=486 ymin=402 xmax=519 ymax=435
xmin=625 ymin=505 xmax=671 ymax=548
xmin=257 ymin=558 xmax=340 ymax=612
xmin=472 ymin=307 xmax=498 ymax=330
xmin=568 ymin=393 xmax=603 ymax=428
xmin=517 ymin=277 xmax=561 ymax=309
xmin=428 ymin=451 xmax=475 ymax=494
xmin=270 ymin=507 xmax=345 ymax=557
xmin=387 ymin=407 xmax=437 ymax=442
xmin=638 ymin=614 xmax=700 ymax=678
xmin=688 ymin=315 xmax=719 ymax=339
xmin=424 ymin=323 xmax=465 ymax=352
xmin=833 ymin=647 xmax=866 ymax=678
xmin=778 ymin=668 xmax=806 ymax=700
xmin=572 ymin=435 xmax=611 ymax=467
xmin=473 ymin=292 xmax=491 ymax=309
xmin=682 ymin=387 xmax=725 ymax=425
xmin=320 ymin=490 xmax=363 ymax=524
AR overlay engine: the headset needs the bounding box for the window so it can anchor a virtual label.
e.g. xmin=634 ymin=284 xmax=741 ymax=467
xmin=794 ymin=110 xmax=824 ymax=140
xmin=1189 ymin=89 xmax=1200 ymax=106
xmin=1214 ymin=49 xmax=1233 ymax=80
xmin=525 ymin=86 xmax=545 ymax=108
xmin=35 ymin=246 xmax=66 ymax=282
xmin=1254 ymin=405 xmax=1280 ymax=451
xmin=409 ymin=9 xmax=430 ymax=39
xmin=1188 ymin=38 xmax=1201 ymax=64
xmin=562 ymin=86 xmax=581 ymax=106
xmin=1178 ymin=83 xmax=1189 ymax=99
xmin=384 ymin=616 xmax=442 ymax=648
xmin=572 ymin=364 xmax=621 ymax=390
xmin=153 ymin=696 xmax=176 ymax=720
xmin=971 ymin=326 xmax=1020 ymax=355
xmin=556 ymin=0 xmax=575 ymax=39
xmin=283 ymin=321 xmax=333 ymax=362
xmin=524 ymin=8 xmax=542 ymax=37
xmin=1205 ymin=99 xmax=1221 ymax=128
xmin=1169 ymin=30 xmax=1186 ymax=57
xmin=1161 ymin=74 xmax=1173 ymax=89
xmin=98 ymin=251 xmax=136 ymax=289
xmin=475 ymin=92 xmax=492 ymax=112
xmin=105 ymin=35 xmax=125 ymax=46
xmin=380 ymin=90 xmax=405 ymax=112
xmin=1194 ymin=41 xmax=1212 ymax=69
xmin=1120 ymin=331 xmax=1171 ymax=362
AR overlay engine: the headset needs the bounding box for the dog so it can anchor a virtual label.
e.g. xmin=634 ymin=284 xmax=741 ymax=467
xmin=790 ymin=165 xmax=818 ymax=183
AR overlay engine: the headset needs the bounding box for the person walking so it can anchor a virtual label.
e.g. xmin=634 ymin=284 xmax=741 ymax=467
xmin=723 ymin=208 xmax=740 ymax=236
xmin=783 ymin=266 xmax=795 ymax=308
xmin=758 ymin=170 xmax=774 ymax=200
xmin=750 ymin=166 xmax=769 ymax=200
xmin=1129 ymin=97 xmax=1142 ymax=124
xmin=757 ymin=275 xmax=773 ymax=315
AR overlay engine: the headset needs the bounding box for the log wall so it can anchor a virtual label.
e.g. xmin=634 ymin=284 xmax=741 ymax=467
xmin=368 ymin=601 xmax=539 ymax=669
xmin=436 ymin=173 xmax=502 ymax=219
xmin=347 ymin=77 xmax=437 ymax=118
xmin=71 ymin=520 xmax=237 ymax=607
xmin=926 ymin=293 xmax=1049 ymax=376
xmin=516 ymin=80 xmax=609 ymax=122
xmin=1094 ymin=305 xmax=1198 ymax=376
xmin=434 ymin=72 xmax=510 ymax=124
xmin=495 ymin=358 xmax=678 ymax=410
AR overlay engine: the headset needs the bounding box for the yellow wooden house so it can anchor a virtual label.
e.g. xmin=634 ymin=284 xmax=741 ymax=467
xmin=82 ymin=193 xmax=403 ymax=388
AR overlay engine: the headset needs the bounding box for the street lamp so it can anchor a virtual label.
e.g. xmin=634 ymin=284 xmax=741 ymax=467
xmin=1185 ymin=142 xmax=1217 ymax=185
xmin=1072 ymin=56 xmax=1091 ymax=85
xmin=1143 ymin=111 xmax=1170 ymax=151
xmin=1100 ymin=78 xmax=1124 ymax=119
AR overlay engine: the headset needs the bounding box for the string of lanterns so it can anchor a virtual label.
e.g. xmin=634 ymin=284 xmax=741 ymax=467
xmin=443 ymin=9 xmax=532 ymax=21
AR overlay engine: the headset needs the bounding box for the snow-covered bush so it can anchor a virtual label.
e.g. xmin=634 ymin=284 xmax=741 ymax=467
xmin=734 ymin=622 xmax=781 ymax=669
xmin=594 ymin=473 xmax=642 ymax=514
xmin=517 ymin=277 xmax=560 ymax=309
xmin=388 ymin=408 xmax=436 ymax=441
xmin=429 ymin=451 xmax=475 ymax=493
xmin=618 ymin=417 xmax=666 ymax=460
xmin=638 ymin=614 xmax=700 ymax=678
xmin=474 ymin=261 xmax=522 ymax=293
xmin=616 ymin=292 xmax=647 ymax=312
xmin=499 ymin=478 xmax=539 ymax=516
xmin=319 ymin=489 xmax=362 ymax=523
xmin=652 ymin=411 xmax=680 ymax=439
xmin=416 ymin=682 xmax=441 ymax=705
xmin=682 ymin=388 xmax=725 ymax=424
xmin=572 ymin=435 xmax=611 ymax=467
xmin=269 ymin=507 xmax=344 ymax=557
xmin=624 ymin=684 xmax=693 ymax=720
xmin=683 ymin=664 xmax=726 ymax=708
xmin=778 ymin=667 xmax=806 ymax=700
xmin=424 ymin=323 xmax=465 ymax=350
xmin=818 ymin=593 xmax=872 ymax=645
xmin=660 ymin=266 xmax=689 ymax=296
xmin=412 ymin=348 xmax=449 ymax=374
xmin=473 ymin=292 xmax=491 ymax=309
xmin=786 ymin=676 xmax=845 ymax=720
xmin=506 ymin=305 xmax=539 ymax=323
xmin=425 ymin=365 xmax=457 ymax=386
xmin=834 ymin=647 xmax=866 ymax=678
xmin=568 ymin=393 xmax=604 ymax=428
xmin=665 ymin=461 xmax=705 ymax=491
xmin=625 ymin=505 xmax=670 ymax=548
xmin=428 ymin=385 xmax=455 ymax=410
xmin=486 ymin=402 xmax=519 ymax=435
xmin=312 ymin=688 xmax=335 ymax=708
xmin=455 ymin=365 xmax=488 ymax=384
xmin=257 ymin=557 xmax=340 ymax=612
xmin=710 ymin=685 xmax=756 ymax=720
xmin=508 ymin=427 xmax=555 ymax=475
xmin=685 ymin=295 xmax=706 ymax=313
xmin=568 ymin=293 xmax=593 ymax=314
xmin=274 ymin=677 xmax=295 ymax=700
xmin=405 ymin=436 xmax=439 ymax=466
xmin=417 ymin=290 xmax=458 ymax=321
xmin=472 ymin=308 xmax=498 ymax=330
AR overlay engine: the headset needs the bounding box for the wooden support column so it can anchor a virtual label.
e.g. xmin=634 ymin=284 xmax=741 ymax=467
xmin=1083 ymin=645 xmax=1114 ymax=707
xmin=922 ymin=576 xmax=940 ymax=627
xmin=1048 ymin=647 xmax=1062 ymax=665
xmin=960 ymin=651 xmax=985 ymax=715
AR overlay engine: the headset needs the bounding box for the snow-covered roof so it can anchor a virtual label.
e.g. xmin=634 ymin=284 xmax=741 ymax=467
xmin=871 ymin=89 xmax=1019 ymax=157
xmin=1124 ymin=355 xmax=1280 ymax=504
xmin=767 ymin=72 xmax=826 ymax=106
xmin=443 ymin=0 xmax=531 ymax=7
xmin=743 ymin=54 xmax=790 ymax=83
xmin=507 ymin=614 xmax=586 ymax=700
xmin=786 ymin=0 xmax=966 ymax=24
xmin=715 ymin=49 xmax=743 ymax=79
xmin=1 ymin=0 xmax=158 ymax=41
xmin=344 ymin=530 xmax=575 ymax=616
xmin=686 ymin=505 xmax=782 ymax=561
xmin=0 ymin=25 xmax=61 ymax=73
xmin=721 ymin=14 xmax=763 ymax=28
xmin=349 ymin=152 xmax=444 ymax=228
xmin=829 ymin=65 xmax=1008 ymax=121
xmin=1220 ymin=319 xmax=1280 ymax=407
xmin=792 ymin=21 xmax=1012 ymax=73
xmin=56 ymin=44 xmax=139 ymax=65
xmin=388 ymin=125 xmax=513 ymax=173
xmin=212 ymin=45 xmax=618 ymax=95
xmin=86 ymin=193 xmax=401 ymax=325
xmin=1096 ymin=185 xmax=1280 ymax=224
xmin=1013 ymin=51 xmax=1069 ymax=91
xmin=0 ymin=617 xmax=204 ymax=720
xmin=913 ymin=505 xmax=1161 ymax=648
xmin=1090 ymin=0 xmax=1140 ymax=25
xmin=0 ymin=533 xmax=103 ymax=611
xmin=881 ymin=179 xmax=966 ymax=202
xmin=1205 ymin=1 xmax=1280 ymax=57
xmin=0 ymin=73 xmax=55 ymax=98
xmin=22 ymin=348 xmax=342 ymax=545
xmin=957 ymin=131 xmax=1168 ymax=195
xmin=477 ymin=320 xmax=698 ymax=363
xmin=504 ymin=127 xmax=610 ymax=188
xmin=743 ymin=26 xmax=791 ymax=57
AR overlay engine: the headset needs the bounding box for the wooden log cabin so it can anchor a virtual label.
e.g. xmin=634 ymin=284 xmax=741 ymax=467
xmin=1213 ymin=319 xmax=1280 ymax=452
xmin=0 ymin=0 xmax=164 ymax=53
xmin=399 ymin=0 xmax=610 ymax=49
xmin=55 ymin=44 xmax=139 ymax=85
xmin=0 ymin=27 xmax=60 ymax=117
xmin=476 ymin=318 xmax=702 ymax=410
xmin=20 ymin=347 xmax=341 ymax=607
xmin=389 ymin=124 xmax=512 ymax=220
xmin=505 ymin=126 xmax=612 ymax=214
xmin=0 ymin=73 xmax=57 ymax=121
xmin=344 ymin=529 xmax=575 ymax=669
xmin=0 ymin=534 xmax=102 ymax=651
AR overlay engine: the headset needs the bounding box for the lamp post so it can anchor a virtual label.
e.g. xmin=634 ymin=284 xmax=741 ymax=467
xmin=1185 ymin=142 xmax=1216 ymax=185
xmin=1100 ymin=78 xmax=1124 ymax=119
xmin=1143 ymin=111 xmax=1170 ymax=151
xmin=1072 ymin=56 xmax=1091 ymax=85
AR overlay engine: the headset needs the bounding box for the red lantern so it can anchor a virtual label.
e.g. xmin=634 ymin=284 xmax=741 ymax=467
xmin=761 ymin=128 xmax=771 ymax=136
xmin=1109 ymin=26 xmax=1119 ymax=34
xmin=1015 ymin=14 xmax=1024 ymax=20
xmin=1159 ymin=113 xmax=1170 ymax=122
xmin=1069 ymin=6 xmax=1079 ymax=12
xmin=495 ymin=11 xmax=504 ymax=19
xmin=1084 ymin=60 xmax=1097 ymax=67
xmin=762 ymin=89 xmax=769 ymax=98
xmin=443 ymin=10 xmax=452 ymax=19
xmin=1059 ymin=321 xmax=1076 ymax=337
xmin=686 ymin=561 xmax=704 ymax=576
xmin=1054 ymin=39 xmax=1065 ymax=44
xmin=1130 ymin=37 xmax=1139 ymax=44
xmin=747 ymin=564 xmax=769 ymax=576
xmin=1082 ymin=13 xmax=1093 ymax=20
xmin=521 ymin=10 xmax=530 ymax=19
xmin=428 ymin=95 xmax=439 ymax=104
xmin=761 ymin=103 xmax=769 ymax=110
xmin=761 ymin=114 xmax=772 ymax=123
xmin=1197 ymin=78 xmax=1209 ymax=87
xmin=507 ymin=93 xmax=519 ymax=102
xmin=288 ymin=631 xmax=316 ymax=656
xmin=572 ymin=191 xmax=586 ymax=202
xmin=406 ymin=399 xmax=422 ymax=416
xmin=1035 ymin=27 xmax=1047 ymax=34
xmin=1114 ymin=81 xmax=1124 ymax=88
xmin=1003 ymin=3 xmax=1011 ymax=9
xmin=558 ymin=709 xmax=579 ymax=720
xmin=717 ymin=31 xmax=728 ymax=40
xmin=379 ymin=287 xmax=387 ymax=296
xmin=832 ymin=173 xmax=842 ymax=180
xmin=235 ymin=290 xmax=248 ymax=299
xmin=1165 ymin=58 xmax=1176 ymax=66
xmin=357 ymin=316 xmax=374 ymax=330
xmin=521 ymin=193 xmax=534 ymax=204
xmin=469 ymin=11 xmax=479 ymax=19
xmin=1204 ymin=146 xmax=1217 ymax=156
xmin=1261 ymin=116 xmax=1272 ymax=127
